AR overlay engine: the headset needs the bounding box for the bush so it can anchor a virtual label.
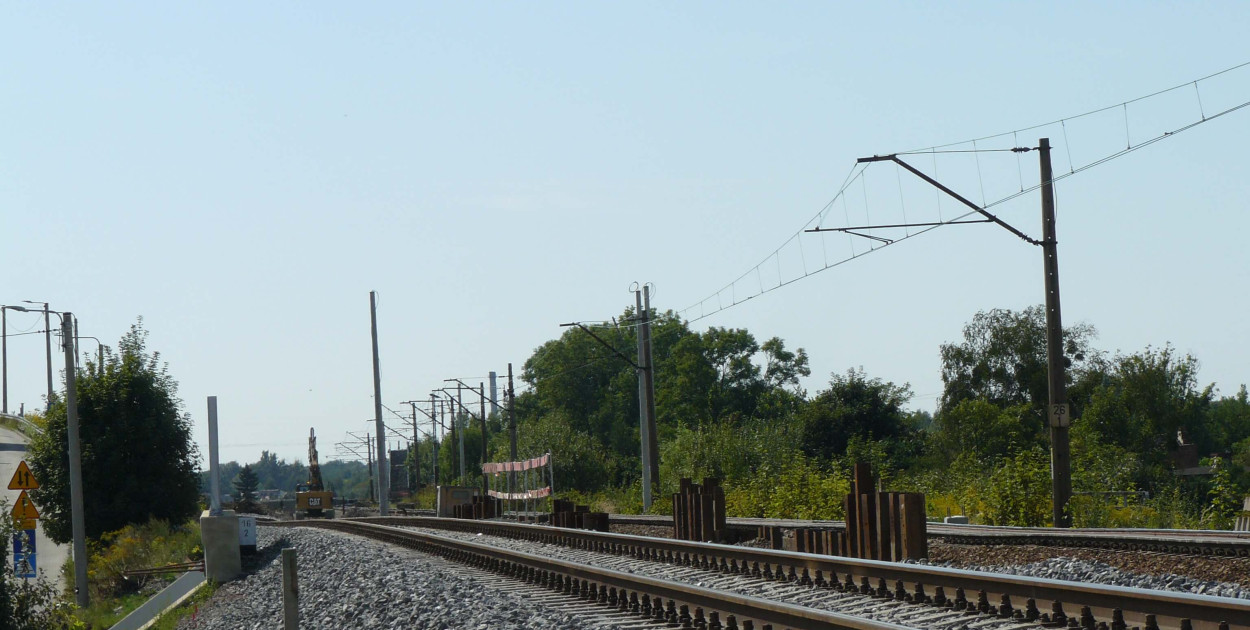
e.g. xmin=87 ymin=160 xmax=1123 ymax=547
xmin=725 ymin=456 xmax=849 ymax=520
xmin=0 ymin=498 xmax=76 ymax=630
xmin=659 ymin=416 xmax=805 ymax=496
xmin=1201 ymin=457 xmax=1242 ymax=530
xmin=982 ymin=448 xmax=1051 ymax=526
xmin=86 ymin=519 xmax=202 ymax=602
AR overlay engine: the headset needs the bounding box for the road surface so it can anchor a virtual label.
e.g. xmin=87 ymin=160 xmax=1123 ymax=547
xmin=0 ymin=423 xmax=69 ymax=589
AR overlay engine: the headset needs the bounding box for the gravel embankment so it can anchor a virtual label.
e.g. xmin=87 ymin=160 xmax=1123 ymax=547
xmin=609 ymin=523 xmax=1250 ymax=599
xmin=178 ymin=527 xmax=600 ymax=630
xmin=180 ymin=523 xmax=1249 ymax=629
xmin=557 ymin=524 xmax=1250 ymax=600
xmin=921 ymin=541 xmax=1250 ymax=599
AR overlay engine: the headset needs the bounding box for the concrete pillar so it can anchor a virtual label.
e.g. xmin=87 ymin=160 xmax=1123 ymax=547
xmin=200 ymin=509 xmax=241 ymax=581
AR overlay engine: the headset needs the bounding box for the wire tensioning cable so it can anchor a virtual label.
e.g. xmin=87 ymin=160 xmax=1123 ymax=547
xmin=676 ymin=61 xmax=1250 ymax=324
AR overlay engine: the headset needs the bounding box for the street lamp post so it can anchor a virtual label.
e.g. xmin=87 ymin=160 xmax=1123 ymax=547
xmin=1 ymin=304 xmax=43 ymax=415
xmin=22 ymin=301 xmax=51 ymax=411
xmin=2 ymin=305 xmax=10 ymax=414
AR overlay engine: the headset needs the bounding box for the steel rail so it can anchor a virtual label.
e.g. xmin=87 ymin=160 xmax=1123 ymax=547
xmin=325 ymin=516 xmax=1250 ymax=630
xmin=603 ymin=514 xmax=1250 ymax=557
xmin=273 ymin=519 xmax=913 ymax=630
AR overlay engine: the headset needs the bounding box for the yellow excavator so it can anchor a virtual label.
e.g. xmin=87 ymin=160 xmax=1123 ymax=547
xmin=295 ymin=428 xmax=335 ymax=519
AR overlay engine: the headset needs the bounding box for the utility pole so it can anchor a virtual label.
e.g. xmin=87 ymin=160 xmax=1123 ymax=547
xmin=506 ymin=363 xmax=517 ymax=462
xmin=1039 ymin=138 xmax=1072 ymax=528
xmin=365 ymin=433 xmax=375 ymax=503
xmin=62 ymin=313 xmax=88 ymax=607
xmin=479 ymin=382 xmax=488 ymax=496
xmin=456 ymin=383 xmax=465 ymax=483
xmin=2 ymin=307 xmax=7 ymax=414
xmin=405 ymin=401 xmax=420 ymax=491
xmin=506 ymin=363 xmax=517 ymax=498
xmin=446 ymin=395 xmax=457 ymax=484
xmin=43 ymin=303 xmax=51 ymax=410
xmin=830 ymin=139 xmax=1072 ymax=528
xmin=369 ymin=291 xmax=388 ymax=515
xmin=431 ymin=393 xmax=440 ymax=487
xmin=641 ymin=285 xmax=660 ymax=492
xmin=634 ymin=289 xmax=655 ymax=511
xmin=489 ymin=371 xmax=499 ymax=417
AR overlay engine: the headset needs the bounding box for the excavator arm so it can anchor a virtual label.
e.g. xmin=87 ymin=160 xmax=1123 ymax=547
xmin=307 ymin=428 xmax=324 ymax=492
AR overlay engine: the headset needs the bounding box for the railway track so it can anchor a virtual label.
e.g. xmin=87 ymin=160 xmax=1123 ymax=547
xmin=391 ymin=510 xmax=1250 ymax=557
xmin=271 ymin=517 xmax=1249 ymax=630
xmin=274 ymin=519 xmax=914 ymax=630
xmin=602 ymin=515 xmax=1250 ymax=558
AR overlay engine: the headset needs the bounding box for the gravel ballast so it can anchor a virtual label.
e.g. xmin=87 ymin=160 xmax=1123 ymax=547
xmin=179 ymin=524 xmax=1250 ymax=629
xmin=178 ymin=527 xmax=601 ymax=630
xmin=924 ymin=541 xmax=1250 ymax=598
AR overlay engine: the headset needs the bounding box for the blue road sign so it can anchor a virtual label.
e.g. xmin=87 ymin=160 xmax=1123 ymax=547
xmin=13 ymin=530 xmax=36 ymax=578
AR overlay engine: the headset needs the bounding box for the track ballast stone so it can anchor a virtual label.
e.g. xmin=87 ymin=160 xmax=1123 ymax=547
xmin=921 ymin=541 xmax=1250 ymax=599
xmin=178 ymin=527 xmax=598 ymax=630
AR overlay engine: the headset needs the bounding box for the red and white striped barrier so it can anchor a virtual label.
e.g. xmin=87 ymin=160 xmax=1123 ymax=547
xmin=482 ymin=452 xmax=554 ymax=516
xmin=481 ymin=453 xmax=550 ymax=474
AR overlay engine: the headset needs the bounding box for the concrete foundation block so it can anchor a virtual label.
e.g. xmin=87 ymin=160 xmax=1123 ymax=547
xmin=200 ymin=510 xmax=241 ymax=582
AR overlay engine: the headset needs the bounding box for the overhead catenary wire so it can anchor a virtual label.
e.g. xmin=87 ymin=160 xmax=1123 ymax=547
xmin=892 ymin=60 xmax=1250 ymax=155
xmin=676 ymin=61 xmax=1250 ymax=325
xmin=2 ymin=329 xmax=48 ymax=338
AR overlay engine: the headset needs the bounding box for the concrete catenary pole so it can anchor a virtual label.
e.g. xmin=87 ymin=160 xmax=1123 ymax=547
xmin=479 ymin=383 xmax=488 ymax=495
xmin=634 ymin=289 xmax=653 ymax=511
xmin=642 ymin=285 xmax=660 ymax=493
xmin=1039 ymin=138 xmax=1072 ymax=528
xmin=207 ymin=397 xmax=222 ymax=516
xmin=62 ymin=313 xmax=88 ymax=607
xmin=489 ymin=371 xmax=499 ymax=417
xmin=2 ymin=307 xmax=7 ymax=414
xmin=407 ymin=402 xmax=420 ymax=491
xmin=365 ymin=433 xmax=374 ymax=503
xmin=369 ymin=291 xmax=389 ymax=515
xmin=431 ymin=394 xmax=439 ymax=486
xmin=506 ymin=364 xmax=517 ymax=461
xmin=445 ymin=395 xmax=456 ymax=484
xmin=456 ymin=383 xmax=465 ymax=483
xmin=506 ymin=363 xmax=517 ymax=496
xmin=43 ymin=303 xmax=52 ymax=411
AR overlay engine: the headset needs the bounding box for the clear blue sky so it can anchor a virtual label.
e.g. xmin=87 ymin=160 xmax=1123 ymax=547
xmin=4 ymin=3 xmax=1248 ymax=466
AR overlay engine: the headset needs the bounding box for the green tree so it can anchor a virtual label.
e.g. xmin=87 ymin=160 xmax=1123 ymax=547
xmin=939 ymin=306 xmax=1098 ymax=424
xmin=930 ymin=400 xmax=1037 ymax=464
xmin=517 ymin=410 xmax=617 ymax=492
xmin=1209 ymin=385 xmax=1250 ymax=453
xmin=29 ymin=322 xmax=201 ymax=543
xmin=797 ymin=368 xmax=914 ymax=466
xmin=1080 ymin=345 xmax=1214 ymax=486
xmin=521 ymin=309 xmax=810 ymax=488
xmin=659 ymin=415 xmax=803 ymax=488
xmin=233 ymin=464 xmax=260 ymax=512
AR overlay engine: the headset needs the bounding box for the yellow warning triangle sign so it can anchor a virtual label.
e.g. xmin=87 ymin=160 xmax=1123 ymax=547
xmin=11 ymin=491 xmax=39 ymax=521
xmin=8 ymin=461 xmax=38 ymax=490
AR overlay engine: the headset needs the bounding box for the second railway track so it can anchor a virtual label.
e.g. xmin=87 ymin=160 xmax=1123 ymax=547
xmin=271 ymin=517 xmax=1250 ymax=630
